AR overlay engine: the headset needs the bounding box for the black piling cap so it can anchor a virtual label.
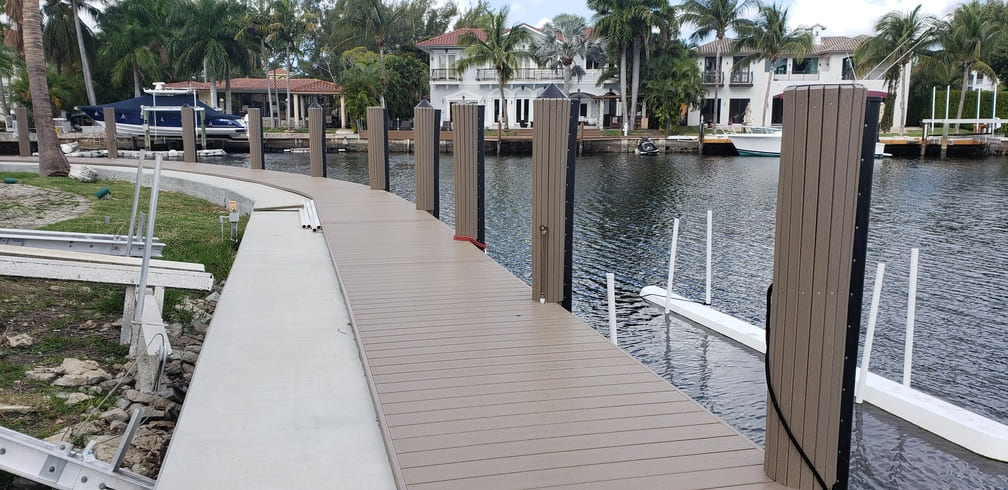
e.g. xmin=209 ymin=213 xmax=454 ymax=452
xmin=416 ymin=98 xmax=432 ymax=108
xmin=538 ymin=84 xmax=567 ymax=99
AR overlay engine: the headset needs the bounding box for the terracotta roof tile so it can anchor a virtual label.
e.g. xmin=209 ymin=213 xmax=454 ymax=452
xmin=695 ymin=35 xmax=869 ymax=57
xmin=163 ymin=77 xmax=342 ymax=94
xmin=417 ymin=28 xmax=486 ymax=47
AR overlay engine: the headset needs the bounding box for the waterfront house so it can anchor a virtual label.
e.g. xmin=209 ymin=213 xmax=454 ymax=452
xmin=164 ymin=69 xmax=346 ymax=129
xmin=690 ymin=27 xmax=896 ymax=128
xmin=417 ymin=26 xmax=622 ymax=129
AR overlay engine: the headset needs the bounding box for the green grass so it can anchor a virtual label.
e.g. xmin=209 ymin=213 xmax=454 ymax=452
xmin=0 ymin=171 xmax=245 ymax=321
xmin=0 ymin=361 xmax=24 ymax=388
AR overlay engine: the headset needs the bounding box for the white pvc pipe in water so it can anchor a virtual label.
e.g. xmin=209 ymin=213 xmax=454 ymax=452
xmin=705 ymin=209 xmax=712 ymax=305
xmin=664 ymin=218 xmax=680 ymax=314
xmin=606 ymin=272 xmax=617 ymax=347
xmin=904 ymin=248 xmax=919 ymax=387
xmin=857 ymin=262 xmax=886 ymax=404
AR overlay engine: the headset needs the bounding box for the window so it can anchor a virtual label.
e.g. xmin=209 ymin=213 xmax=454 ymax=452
xmin=977 ymin=72 xmax=985 ymax=83
xmin=580 ymin=103 xmax=588 ymax=117
xmin=765 ymin=58 xmax=787 ymax=74
xmin=842 ymin=57 xmax=855 ymax=80
xmin=792 ymin=57 xmax=818 ymax=74
xmin=494 ymin=99 xmax=500 ymax=122
xmin=586 ymin=58 xmax=601 ymax=70
xmin=705 ymin=56 xmax=718 ymax=72
xmin=728 ymin=99 xmax=749 ymax=124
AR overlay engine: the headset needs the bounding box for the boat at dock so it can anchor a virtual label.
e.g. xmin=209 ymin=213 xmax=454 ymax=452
xmin=77 ymin=84 xmax=246 ymax=139
xmin=721 ymin=125 xmax=888 ymax=157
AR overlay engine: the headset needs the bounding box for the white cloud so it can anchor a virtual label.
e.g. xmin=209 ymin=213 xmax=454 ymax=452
xmin=788 ymin=0 xmax=960 ymax=37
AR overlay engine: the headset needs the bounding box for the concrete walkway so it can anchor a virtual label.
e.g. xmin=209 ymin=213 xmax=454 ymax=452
xmin=0 ymin=160 xmax=396 ymax=489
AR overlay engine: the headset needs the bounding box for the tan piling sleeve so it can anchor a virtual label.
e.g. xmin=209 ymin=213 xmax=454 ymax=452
xmin=15 ymin=107 xmax=29 ymax=157
xmin=248 ymin=108 xmax=264 ymax=170
xmin=103 ymin=107 xmax=116 ymax=158
xmin=414 ymin=102 xmax=440 ymax=217
xmin=367 ymin=106 xmax=389 ymax=190
xmin=765 ymin=84 xmax=866 ymax=488
xmin=309 ymin=104 xmax=325 ymax=177
xmin=181 ymin=106 xmax=197 ymax=163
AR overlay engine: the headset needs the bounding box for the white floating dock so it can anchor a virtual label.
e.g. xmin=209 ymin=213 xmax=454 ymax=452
xmin=640 ymin=285 xmax=1008 ymax=463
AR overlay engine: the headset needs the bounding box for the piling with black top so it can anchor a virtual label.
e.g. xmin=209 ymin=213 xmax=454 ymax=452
xmin=103 ymin=107 xmax=116 ymax=158
xmin=366 ymin=106 xmax=389 ymax=191
xmin=248 ymin=107 xmax=264 ymax=170
xmin=531 ymin=84 xmax=578 ymax=311
xmin=414 ymin=100 xmax=440 ymax=218
xmin=181 ymin=105 xmax=197 ymax=163
xmin=451 ymin=104 xmax=485 ymax=247
xmin=309 ymin=102 xmax=326 ymax=178
xmin=765 ymin=84 xmax=877 ymax=489
xmin=15 ymin=107 xmax=29 ymax=157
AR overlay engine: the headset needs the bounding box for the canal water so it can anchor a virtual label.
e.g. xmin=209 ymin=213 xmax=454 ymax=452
xmin=206 ymin=150 xmax=1008 ymax=488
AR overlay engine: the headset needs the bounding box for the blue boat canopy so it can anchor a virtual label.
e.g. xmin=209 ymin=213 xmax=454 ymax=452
xmin=78 ymin=94 xmax=243 ymax=128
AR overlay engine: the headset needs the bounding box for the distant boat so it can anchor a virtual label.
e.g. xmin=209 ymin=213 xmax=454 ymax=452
xmin=77 ymin=84 xmax=245 ymax=138
xmin=724 ymin=125 xmax=887 ymax=158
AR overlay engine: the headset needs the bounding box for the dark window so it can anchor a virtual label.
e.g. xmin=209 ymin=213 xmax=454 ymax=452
xmin=494 ymin=99 xmax=500 ymax=122
xmin=792 ymin=57 xmax=818 ymax=74
xmin=728 ymin=99 xmax=750 ymax=124
xmin=842 ymin=57 xmax=855 ymax=80
xmin=580 ymin=103 xmax=588 ymax=117
xmin=765 ymin=58 xmax=787 ymax=74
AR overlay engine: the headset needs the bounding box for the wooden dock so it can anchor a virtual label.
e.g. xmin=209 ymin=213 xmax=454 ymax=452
xmin=68 ymin=158 xmax=782 ymax=488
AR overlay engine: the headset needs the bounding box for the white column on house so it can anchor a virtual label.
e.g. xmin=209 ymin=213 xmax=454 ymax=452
xmin=340 ymin=94 xmax=347 ymax=129
xmin=294 ymin=94 xmax=302 ymax=128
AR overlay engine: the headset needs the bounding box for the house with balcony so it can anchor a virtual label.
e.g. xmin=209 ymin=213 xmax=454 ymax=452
xmin=417 ymin=26 xmax=621 ymax=129
xmin=690 ymin=29 xmax=897 ymax=128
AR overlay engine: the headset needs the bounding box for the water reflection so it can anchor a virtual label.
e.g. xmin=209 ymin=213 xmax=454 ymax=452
xmin=204 ymin=150 xmax=1008 ymax=488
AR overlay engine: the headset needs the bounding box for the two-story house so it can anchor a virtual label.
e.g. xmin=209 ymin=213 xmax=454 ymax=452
xmin=417 ymin=25 xmax=621 ymax=129
xmin=691 ymin=29 xmax=897 ymax=128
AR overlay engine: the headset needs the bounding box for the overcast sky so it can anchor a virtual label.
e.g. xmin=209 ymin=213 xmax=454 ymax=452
xmin=479 ymin=0 xmax=962 ymax=38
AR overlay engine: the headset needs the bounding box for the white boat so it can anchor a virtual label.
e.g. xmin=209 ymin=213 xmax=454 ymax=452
xmin=77 ymin=83 xmax=246 ymax=139
xmin=723 ymin=126 xmax=888 ymax=158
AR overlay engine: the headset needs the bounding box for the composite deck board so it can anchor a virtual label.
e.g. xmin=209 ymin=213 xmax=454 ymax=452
xmin=82 ymin=159 xmax=779 ymax=489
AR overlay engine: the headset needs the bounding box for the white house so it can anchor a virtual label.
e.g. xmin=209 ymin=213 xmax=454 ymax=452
xmin=690 ymin=29 xmax=900 ymax=128
xmin=417 ymin=26 xmax=621 ymax=129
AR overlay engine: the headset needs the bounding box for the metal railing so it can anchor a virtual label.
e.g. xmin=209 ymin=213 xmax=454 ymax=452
xmin=730 ymin=70 xmax=753 ymax=85
xmin=431 ymin=68 xmax=460 ymax=81
xmin=702 ymin=71 xmax=723 ymax=85
xmin=476 ymin=68 xmax=566 ymax=82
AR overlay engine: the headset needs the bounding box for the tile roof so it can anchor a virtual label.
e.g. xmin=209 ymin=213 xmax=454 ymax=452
xmin=417 ymin=28 xmax=486 ymax=48
xmin=163 ymin=77 xmax=342 ymax=94
xmin=695 ymin=35 xmax=870 ymax=56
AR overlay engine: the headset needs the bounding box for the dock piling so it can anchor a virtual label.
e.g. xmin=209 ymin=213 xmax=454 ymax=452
xmin=15 ymin=107 xmax=29 ymax=157
xmin=366 ymin=106 xmax=389 ymax=190
xmin=104 ymin=107 xmax=117 ymax=158
xmin=248 ymin=108 xmax=264 ymax=170
xmin=451 ymin=103 xmax=485 ymax=249
xmin=309 ymin=102 xmax=326 ymax=178
xmin=414 ymin=100 xmax=440 ymax=218
xmin=765 ymin=84 xmax=879 ymax=489
xmin=181 ymin=105 xmax=196 ymax=163
xmin=531 ymin=85 xmax=578 ymax=310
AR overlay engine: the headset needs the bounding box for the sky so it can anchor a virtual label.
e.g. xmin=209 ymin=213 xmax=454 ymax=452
xmin=478 ymin=0 xmax=962 ymax=38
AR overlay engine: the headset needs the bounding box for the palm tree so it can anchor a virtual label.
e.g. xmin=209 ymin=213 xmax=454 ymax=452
xmin=70 ymin=0 xmax=98 ymax=104
xmin=97 ymin=0 xmax=167 ymax=96
xmin=265 ymin=0 xmax=310 ymax=127
xmin=168 ymin=0 xmax=250 ymax=114
xmin=22 ymin=0 xmax=69 ymax=175
xmin=533 ymin=14 xmax=606 ymax=96
xmin=347 ymin=0 xmax=403 ymax=107
xmin=589 ymin=0 xmax=664 ymax=135
xmin=642 ymin=44 xmax=705 ymax=135
xmin=929 ymin=1 xmax=1001 ymax=131
xmin=734 ymin=2 xmax=813 ymax=126
xmin=680 ymin=0 xmax=754 ymax=126
xmin=855 ymin=5 xmax=936 ymax=134
xmin=454 ymin=6 xmax=533 ymax=140
xmin=238 ymin=5 xmax=276 ymax=120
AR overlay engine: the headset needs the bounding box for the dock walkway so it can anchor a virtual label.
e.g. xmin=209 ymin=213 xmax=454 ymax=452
xmin=3 ymin=158 xmax=781 ymax=489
